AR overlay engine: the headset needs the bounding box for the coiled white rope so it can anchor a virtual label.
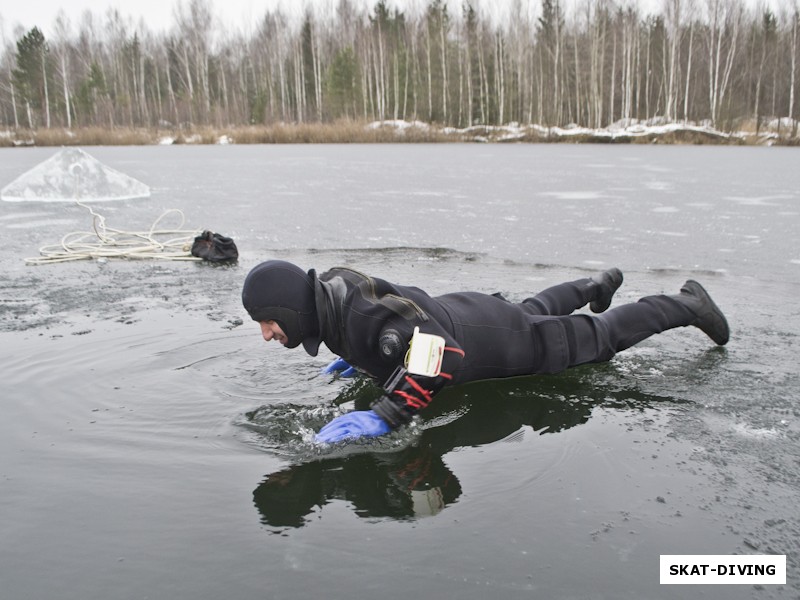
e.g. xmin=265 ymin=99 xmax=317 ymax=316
xmin=25 ymin=201 xmax=203 ymax=265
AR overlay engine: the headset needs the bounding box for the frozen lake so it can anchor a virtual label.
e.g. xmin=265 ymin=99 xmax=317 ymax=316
xmin=1 ymin=143 xmax=799 ymax=599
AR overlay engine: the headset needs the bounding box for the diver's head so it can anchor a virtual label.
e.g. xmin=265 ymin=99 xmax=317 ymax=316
xmin=242 ymin=260 xmax=319 ymax=354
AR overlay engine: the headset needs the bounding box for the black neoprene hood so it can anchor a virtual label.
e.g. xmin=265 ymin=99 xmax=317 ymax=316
xmin=242 ymin=260 xmax=320 ymax=354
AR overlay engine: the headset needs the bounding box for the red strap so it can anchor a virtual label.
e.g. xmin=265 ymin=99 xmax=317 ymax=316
xmin=393 ymin=390 xmax=426 ymax=409
xmin=404 ymin=376 xmax=433 ymax=405
xmin=444 ymin=346 xmax=465 ymax=357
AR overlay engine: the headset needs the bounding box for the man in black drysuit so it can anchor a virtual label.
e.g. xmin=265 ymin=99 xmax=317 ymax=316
xmin=241 ymin=261 xmax=729 ymax=443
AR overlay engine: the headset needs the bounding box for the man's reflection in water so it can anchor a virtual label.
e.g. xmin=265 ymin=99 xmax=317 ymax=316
xmin=253 ymin=444 xmax=461 ymax=527
xmin=253 ymin=368 xmax=673 ymax=528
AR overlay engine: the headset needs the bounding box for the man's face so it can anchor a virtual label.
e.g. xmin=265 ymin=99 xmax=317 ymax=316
xmin=260 ymin=320 xmax=289 ymax=345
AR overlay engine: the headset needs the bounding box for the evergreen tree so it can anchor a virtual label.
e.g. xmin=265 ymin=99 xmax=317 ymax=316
xmin=327 ymin=46 xmax=359 ymax=120
xmin=13 ymin=27 xmax=50 ymax=128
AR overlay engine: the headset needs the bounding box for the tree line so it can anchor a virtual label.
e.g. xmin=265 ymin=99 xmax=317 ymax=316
xmin=1 ymin=0 xmax=798 ymax=134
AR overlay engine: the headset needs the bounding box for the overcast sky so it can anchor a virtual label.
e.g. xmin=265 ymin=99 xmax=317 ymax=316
xmin=0 ymin=0 xmax=665 ymax=37
xmin=1 ymin=0 xmax=276 ymax=36
xmin=0 ymin=0 xmax=784 ymax=39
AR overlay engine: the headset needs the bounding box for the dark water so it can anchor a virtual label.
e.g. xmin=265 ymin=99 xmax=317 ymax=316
xmin=1 ymin=144 xmax=798 ymax=599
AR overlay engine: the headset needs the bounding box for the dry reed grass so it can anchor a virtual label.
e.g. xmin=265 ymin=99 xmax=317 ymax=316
xmin=0 ymin=119 xmax=796 ymax=147
xmin=2 ymin=127 xmax=158 ymax=147
xmin=224 ymin=121 xmax=454 ymax=143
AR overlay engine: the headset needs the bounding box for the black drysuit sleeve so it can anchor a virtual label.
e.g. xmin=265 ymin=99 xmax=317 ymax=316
xmin=370 ymin=322 xmax=465 ymax=429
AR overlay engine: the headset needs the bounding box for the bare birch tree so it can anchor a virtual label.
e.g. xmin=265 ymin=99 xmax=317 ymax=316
xmin=704 ymin=0 xmax=743 ymax=126
xmin=664 ymin=0 xmax=683 ymax=120
xmin=789 ymin=5 xmax=799 ymax=129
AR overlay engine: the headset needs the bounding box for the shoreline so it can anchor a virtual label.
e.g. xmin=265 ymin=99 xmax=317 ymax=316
xmin=2 ymin=118 xmax=799 ymax=148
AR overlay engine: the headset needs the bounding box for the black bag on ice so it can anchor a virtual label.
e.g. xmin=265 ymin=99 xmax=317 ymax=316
xmin=191 ymin=230 xmax=239 ymax=263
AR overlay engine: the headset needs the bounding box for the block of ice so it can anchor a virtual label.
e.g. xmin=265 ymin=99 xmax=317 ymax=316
xmin=1 ymin=148 xmax=150 ymax=202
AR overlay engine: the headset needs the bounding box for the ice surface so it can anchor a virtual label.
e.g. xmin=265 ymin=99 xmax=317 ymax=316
xmin=1 ymin=148 xmax=150 ymax=202
xmin=539 ymin=191 xmax=606 ymax=201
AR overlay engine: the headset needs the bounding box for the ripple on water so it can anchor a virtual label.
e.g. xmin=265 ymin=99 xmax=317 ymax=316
xmin=3 ymin=311 xmax=257 ymax=462
xmin=236 ymin=403 xmax=423 ymax=461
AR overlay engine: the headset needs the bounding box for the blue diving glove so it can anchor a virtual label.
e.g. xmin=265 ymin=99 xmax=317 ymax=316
xmin=322 ymin=357 xmax=357 ymax=378
xmin=315 ymin=410 xmax=391 ymax=443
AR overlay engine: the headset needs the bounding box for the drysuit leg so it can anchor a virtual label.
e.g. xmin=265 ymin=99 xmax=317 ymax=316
xmin=532 ymin=294 xmax=697 ymax=373
xmin=596 ymin=295 xmax=697 ymax=354
xmin=521 ymin=278 xmax=597 ymax=316
xmin=570 ymin=294 xmax=697 ymax=365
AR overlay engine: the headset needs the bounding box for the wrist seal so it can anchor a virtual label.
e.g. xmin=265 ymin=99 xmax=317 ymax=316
xmin=370 ymin=395 xmax=413 ymax=429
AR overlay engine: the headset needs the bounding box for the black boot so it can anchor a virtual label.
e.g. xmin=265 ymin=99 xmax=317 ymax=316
xmin=589 ymin=267 xmax=624 ymax=313
xmin=673 ymin=280 xmax=730 ymax=345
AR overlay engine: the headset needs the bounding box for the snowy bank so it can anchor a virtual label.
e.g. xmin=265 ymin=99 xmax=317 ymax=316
xmin=366 ymin=118 xmax=781 ymax=144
